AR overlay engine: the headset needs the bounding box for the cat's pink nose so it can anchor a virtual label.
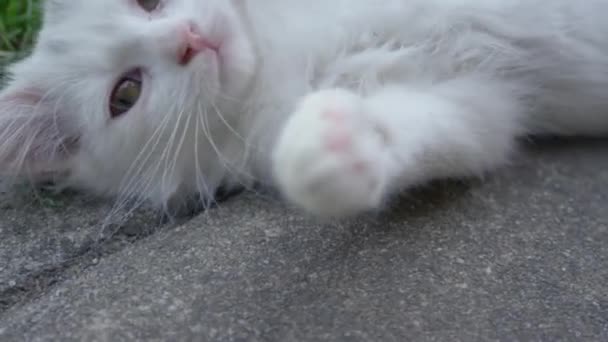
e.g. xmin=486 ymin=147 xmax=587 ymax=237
xmin=177 ymin=22 xmax=219 ymax=66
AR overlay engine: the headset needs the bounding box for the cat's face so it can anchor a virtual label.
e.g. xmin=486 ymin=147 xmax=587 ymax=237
xmin=0 ymin=0 xmax=257 ymax=210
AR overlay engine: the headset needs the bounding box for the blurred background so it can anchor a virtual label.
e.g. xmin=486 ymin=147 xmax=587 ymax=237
xmin=0 ymin=0 xmax=42 ymax=78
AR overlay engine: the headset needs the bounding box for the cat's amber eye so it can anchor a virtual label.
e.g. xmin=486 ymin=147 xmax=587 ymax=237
xmin=109 ymin=69 xmax=142 ymax=118
xmin=137 ymin=0 xmax=160 ymax=12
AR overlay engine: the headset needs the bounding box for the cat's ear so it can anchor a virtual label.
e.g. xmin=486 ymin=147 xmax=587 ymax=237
xmin=0 ymin=84 xmax=80 ymax=179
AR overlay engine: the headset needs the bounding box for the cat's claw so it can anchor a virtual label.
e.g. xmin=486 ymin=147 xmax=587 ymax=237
xmin=273 ymin=89 xmax=391 ymax=218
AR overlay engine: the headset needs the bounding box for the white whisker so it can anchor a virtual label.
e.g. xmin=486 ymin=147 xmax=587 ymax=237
xmin=194 ymin=113 xmax=217 ymax=210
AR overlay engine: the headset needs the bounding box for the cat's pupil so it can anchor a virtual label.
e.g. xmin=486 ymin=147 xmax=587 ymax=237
xmin=137 ymin=0 xmax=160 ymax=12
xmin=109 ymin=70 xmax=143 ymax=118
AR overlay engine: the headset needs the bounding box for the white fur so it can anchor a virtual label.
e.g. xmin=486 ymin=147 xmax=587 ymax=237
xmin=1 ymin=0 xmax=608 ymax=217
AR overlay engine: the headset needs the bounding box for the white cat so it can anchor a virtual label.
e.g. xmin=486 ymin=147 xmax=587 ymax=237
xmin=1 ymin=0 xmax=607 ymax=218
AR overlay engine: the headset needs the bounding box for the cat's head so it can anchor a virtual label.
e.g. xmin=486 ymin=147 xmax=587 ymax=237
xmin=0 ymin=0 xmax=258 ymax=212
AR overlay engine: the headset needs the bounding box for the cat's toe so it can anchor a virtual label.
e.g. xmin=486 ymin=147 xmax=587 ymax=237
xmin=272 ymin=89 xmax=391 ymax=218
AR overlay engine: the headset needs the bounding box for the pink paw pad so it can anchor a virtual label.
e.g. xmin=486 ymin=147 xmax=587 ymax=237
xmin=325 ymin=128 xmax=352 ymax=152
xmin=352 ymin=161 xmax=368 ymax=174
xmin=321 ymin=109 xmax=353 ymax=152
xmin=321 ymin=109 xmax=348 ymax=122
xmin=321 ymin=108 xmax=354 ymax=152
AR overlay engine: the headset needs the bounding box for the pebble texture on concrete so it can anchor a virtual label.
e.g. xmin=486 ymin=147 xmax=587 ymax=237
xmin=0 ymin=138 xmax=607 ymax=341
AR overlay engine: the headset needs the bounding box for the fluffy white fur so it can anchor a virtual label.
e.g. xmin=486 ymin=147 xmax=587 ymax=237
xmin=1 ymin=0 xmax=608 ymax=218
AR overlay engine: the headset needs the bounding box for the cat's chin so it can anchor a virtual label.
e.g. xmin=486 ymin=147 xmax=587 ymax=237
xmin=159 ymin=185 xmax=245 ymax=220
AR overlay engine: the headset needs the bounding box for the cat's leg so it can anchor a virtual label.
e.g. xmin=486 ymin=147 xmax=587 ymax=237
xmin=272 ymin=77 xmax=526 ymax=217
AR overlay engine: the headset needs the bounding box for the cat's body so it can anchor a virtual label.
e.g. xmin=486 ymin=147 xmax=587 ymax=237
xmin=1 ymin=0 xmax=608 ymax=218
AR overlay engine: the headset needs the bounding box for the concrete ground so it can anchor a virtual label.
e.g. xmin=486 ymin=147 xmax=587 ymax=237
xmin=0 ymin=138 xmax=607 ymax=341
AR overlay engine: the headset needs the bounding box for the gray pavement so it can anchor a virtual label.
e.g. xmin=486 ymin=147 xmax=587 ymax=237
xmin=0 ymin=138 xmax=607 ymax=341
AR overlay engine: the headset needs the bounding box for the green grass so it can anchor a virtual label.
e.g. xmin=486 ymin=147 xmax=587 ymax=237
xmin=0 ymin=0 xmax=42 ymax=69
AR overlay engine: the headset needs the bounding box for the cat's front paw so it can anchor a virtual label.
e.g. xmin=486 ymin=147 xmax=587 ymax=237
xmin=273 ymin=89 xmax=391 ymax=218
